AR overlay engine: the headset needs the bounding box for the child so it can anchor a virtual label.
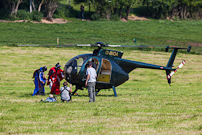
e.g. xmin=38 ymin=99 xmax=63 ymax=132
xmin=43 ymin=94 xmax=57 ymax=102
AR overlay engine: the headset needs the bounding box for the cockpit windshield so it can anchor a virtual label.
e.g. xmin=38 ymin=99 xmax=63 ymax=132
xmin=64 ymin=54 xmax=91 ymax=75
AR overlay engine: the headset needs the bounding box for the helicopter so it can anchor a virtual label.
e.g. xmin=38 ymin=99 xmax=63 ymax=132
xmin=18 ymin=41 xmax=191 ymax=97
xmin=62 ymin=41 xmax=191 ymax=97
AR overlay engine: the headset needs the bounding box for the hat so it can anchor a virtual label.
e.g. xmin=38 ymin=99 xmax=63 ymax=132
xmin=49 ymin=94 xmax=54 ymax=98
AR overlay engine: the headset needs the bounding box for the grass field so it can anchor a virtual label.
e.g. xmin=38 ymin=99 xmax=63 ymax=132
xmin=0 ymin=45 xmax=202 ymax=134
xmin=0 ymin=20 xmax=202 ymax=134
xmin=1 ymin=20 xmax=202 ymax=54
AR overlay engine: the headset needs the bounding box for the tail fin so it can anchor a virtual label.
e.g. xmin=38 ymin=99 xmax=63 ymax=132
xmin=165 ymin=46 xmax=191 ymax=84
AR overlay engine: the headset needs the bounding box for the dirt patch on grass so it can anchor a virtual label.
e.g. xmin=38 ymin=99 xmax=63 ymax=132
xmin=128 ymin=15 xmax=150 ymax=21
xmin=121 ymin=15 xmax=150 ymax=22
xmin=40 ymin=18 xmax=69 ymax=24
xmin=186 ymin=42 xmax=202 ymax=47
xmin=0 ymin=18 xmax=69 ymax=24
xmin=0 ymin=15 xmax=150 ymax=23
xmin=167 ymin=40 xmax=202 ymax=47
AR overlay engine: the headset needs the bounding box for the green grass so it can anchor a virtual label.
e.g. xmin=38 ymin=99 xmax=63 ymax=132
xmin=0 ymin=20 xmax=202 ymax=54
xmin=0 ymin=20 xmax=202 ymax=134
xmin=0 ymin=45 xmax=202 ymax=134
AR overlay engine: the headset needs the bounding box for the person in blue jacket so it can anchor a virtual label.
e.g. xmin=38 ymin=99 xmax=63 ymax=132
xmin=32 ymin=66 xmax=47 ymax=96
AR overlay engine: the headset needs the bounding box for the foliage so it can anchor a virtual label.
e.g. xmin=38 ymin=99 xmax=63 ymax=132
xmin=110 ymin=14 xmax=119 ymax=21
xmin=1 ymin=0 xmax=25 ymax=14
xmin=73 ymin=0 xmax=138 ymax=20
xmin=31 ymin=11 xmax=44 ymax=21
xmin=54 ymin=4 xmax=67 ymax=18
xmin=16 ymin=10 xmax=31 ymax=20
xmin=46 ymin=0 xmax=62 ymax=19
xmin=54 ymin=4 xmax=76 ymax=18
xmin=144 ymin=0 xmax=202 ymax=19
xmin=10 ymin=10 xmax=43 ymax=21
xmin=91 ymin=13 xmax=101 ymax=20
xmin=0 ymin=8 xmax=10 ymax=19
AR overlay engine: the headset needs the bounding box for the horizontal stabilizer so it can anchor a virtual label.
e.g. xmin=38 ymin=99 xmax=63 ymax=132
xmin=165 ymin=46 xmax=191 ymax=53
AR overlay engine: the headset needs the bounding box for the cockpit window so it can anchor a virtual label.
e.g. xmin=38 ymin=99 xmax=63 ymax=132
xmin=66 ymin=55 xmax=88 ymax=66
xmin=77 ymin=57 xmax=84 ymax=67
xmin=65 ymin=55 xmax=90 ymax=75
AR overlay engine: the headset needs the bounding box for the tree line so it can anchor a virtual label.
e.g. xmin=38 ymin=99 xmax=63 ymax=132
xmin=0 ymin=0 xmax=201 ymax=21
xmin=76 ymin=0 xmax=202 ymax=20
xmin=0 ymin=0 xmax=61 ymax=20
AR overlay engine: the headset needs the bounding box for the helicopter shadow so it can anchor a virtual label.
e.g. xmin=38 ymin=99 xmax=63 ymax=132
xmin=72 ymin=94 xmax=115 ymax=97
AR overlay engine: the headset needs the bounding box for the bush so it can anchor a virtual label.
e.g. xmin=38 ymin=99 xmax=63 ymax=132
xmin=122 ymin=13 xmax=127 ymax=18
xmin=0 ymin=8 xmax=9 ymax=19
xmin=110 ymin=14 xmax=119 ymax=21
xmin=16 ymin=10 xmax=30 ymax=20
xmin=8 ymin=14 xmax=17 ymax=21
xmin=91 ymin=13 xmax=101 ymax=21
xmin=54 ymin=4 xmax=66 ymax=18
xmin=31 ymin=11 xmax=43 ymax=22
xmin=54 ymin=4 xmax=75 ymax=18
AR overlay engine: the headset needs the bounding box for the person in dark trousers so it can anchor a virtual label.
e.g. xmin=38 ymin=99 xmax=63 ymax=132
xmin=85 ymin=62 xmax=97 ymax=102
xmin=80 ymin=4 xmax=84 ymax=20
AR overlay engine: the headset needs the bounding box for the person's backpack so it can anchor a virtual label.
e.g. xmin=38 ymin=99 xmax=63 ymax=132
xmin=61 ymin=86 xmax=71 ymax=100
xmin=33 ymin=69 xmax=39 ymax=78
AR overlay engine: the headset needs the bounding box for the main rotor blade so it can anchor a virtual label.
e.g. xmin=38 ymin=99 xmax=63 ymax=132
xmin=57 ymin=44 xmax=91 ymax=47
xmin=107 ymin=44 xmax=164 ymax=48
xmin=17 ymin=44 xmax=91 ymax=47
xmin=18 ymin=43 xmax=165 ymax=49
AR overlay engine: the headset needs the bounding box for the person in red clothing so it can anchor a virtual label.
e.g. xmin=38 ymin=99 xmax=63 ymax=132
xmin=47 ymin=63 xmax=64 ymax=95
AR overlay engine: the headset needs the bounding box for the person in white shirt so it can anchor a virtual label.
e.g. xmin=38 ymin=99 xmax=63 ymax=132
xmin=60 ymin=81 xmax=72 ymax=102
xmin=85 ymin=62 xmax=97 ymax=102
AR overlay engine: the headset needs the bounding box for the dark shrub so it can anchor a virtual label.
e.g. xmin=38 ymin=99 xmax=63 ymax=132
xmin=31 ymin=11 xmax=43 ymax=22
xmin=91 ymin=13 xmax=101 ymax=21
xmin=16 ymin=10 xmax=30 ymax=20
xmin=54 ymin=4 xmax=66 ymax=18
xmin=54 ymin=4 xmax=75 ymax=18
xmin=110 ymin=14 xmax=119 ymax=21
xmin=0 ymin=8 xmax=9 ymax=19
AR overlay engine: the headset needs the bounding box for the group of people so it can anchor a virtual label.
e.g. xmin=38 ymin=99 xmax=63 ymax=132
xmin=32 ymin=62 xmax=72 ymax=102
xmin=32 ymin=61 xmax=97 ymax=103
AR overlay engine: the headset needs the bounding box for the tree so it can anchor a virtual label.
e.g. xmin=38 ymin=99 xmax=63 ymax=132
xmin=119 ymin=0 xmax=136 ymax=20
xmin=2 ymin=0 xmax=25 ymax=15
xmin=38 ymin=0 xmax=48 ymax=12
xmin=46 ymin=0 xmax=60 ymax=20
xmin=143 ymin=0 xmax=202 ymax=19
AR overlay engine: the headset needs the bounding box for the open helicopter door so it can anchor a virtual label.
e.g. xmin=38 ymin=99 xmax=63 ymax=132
xmin=83 ymin=57 xmax=100 ymax=78
xmin=97 ymin=59 xmax=112 ymax=83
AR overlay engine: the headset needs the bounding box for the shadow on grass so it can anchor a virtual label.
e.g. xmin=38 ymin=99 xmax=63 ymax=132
xmin=72 ymin=94 xmax=115 ymax=97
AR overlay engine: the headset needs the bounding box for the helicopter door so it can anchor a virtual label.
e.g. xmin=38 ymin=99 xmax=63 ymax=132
xmin=83 ymin=57 xmax=100 ymax=79
xmin=97 ymin=59 xmax=111 ymax=83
